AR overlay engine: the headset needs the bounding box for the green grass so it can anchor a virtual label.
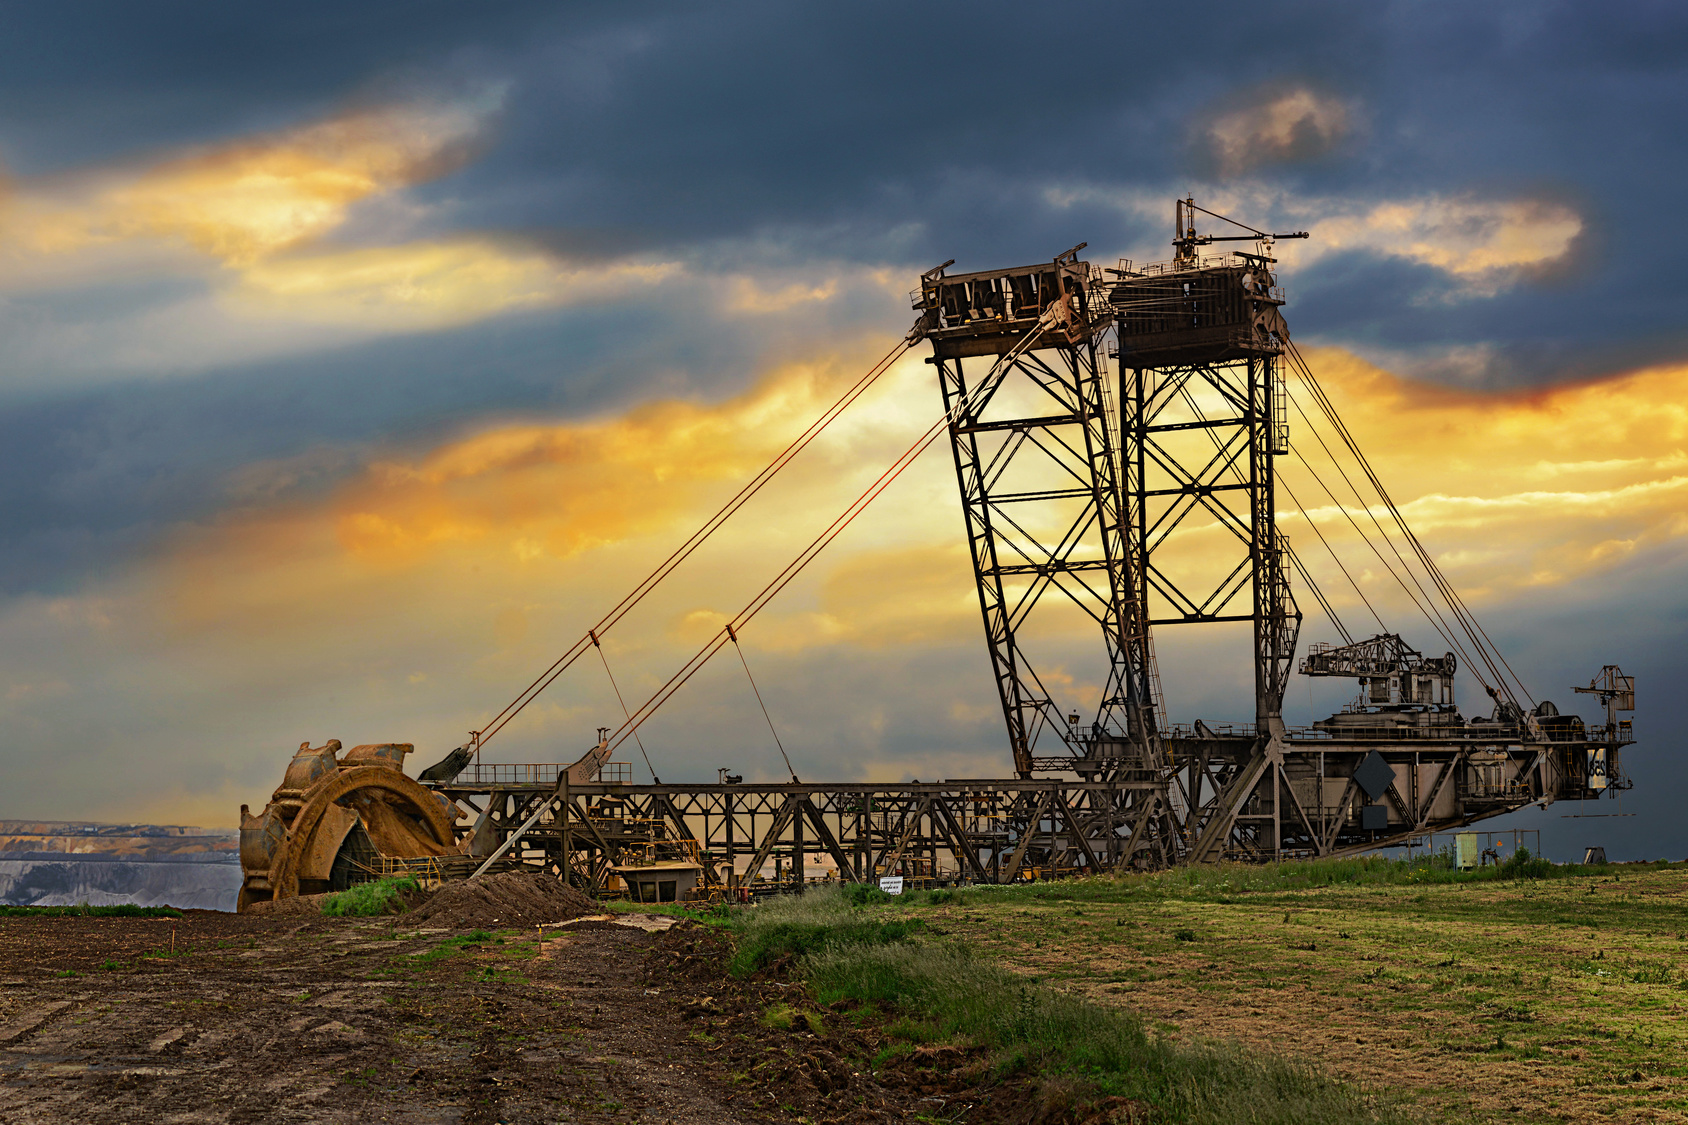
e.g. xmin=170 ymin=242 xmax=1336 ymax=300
xmin=726 ymin=886 xmax=922 ymax=976
xmin=807 ymin=939 xmax=1404 ymax=1124
xmin=0 ymin=903 xmax=184 ymax=918
xmin=924 ymin=859 xmax=1688 ymax=1123
xmin=733 ymin=885 xmax=1405 ymax=1124
xmin=890 ymin=850 xmax=1590 ymax=912
xmin=320 ymin=875 xmax=421 ymax=917
xmin=408 ymin=928 xmax=499 ymax=964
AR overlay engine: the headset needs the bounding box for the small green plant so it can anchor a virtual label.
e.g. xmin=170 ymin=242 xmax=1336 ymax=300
xmin=1174 ymin=928 xmax=1197 ymax=942
xmin=321 ymin=875 xmax=421 ymax=917
xmin=476 ymin=966 xmax=527 ymax=985
xmin=408 ymin=929 xmax=499 ymax=964
xmin=1498 ymin=848 xmax=1554 ymax=880
xmin=761 ymin=1003 xmax=798 ymax=1030
xmin=841 ymin=883 xmax=892 ymax=907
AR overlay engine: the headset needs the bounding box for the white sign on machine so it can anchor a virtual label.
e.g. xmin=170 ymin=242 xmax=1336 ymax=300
xmin=878 ymin=875 xmax=904 ymax=895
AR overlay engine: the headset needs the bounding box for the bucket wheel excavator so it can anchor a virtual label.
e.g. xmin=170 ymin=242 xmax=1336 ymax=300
xmin=237 ymin=740 xmax=461 ymax=910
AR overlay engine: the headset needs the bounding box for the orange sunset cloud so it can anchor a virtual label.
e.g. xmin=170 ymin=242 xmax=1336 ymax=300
xmin=1281 ymin=350 xmax=1688 ymax=607
xmin=141 ymin=344 xmax=1688 ymax=690
xmin=0 ymin=95 xmax=682 ymax=331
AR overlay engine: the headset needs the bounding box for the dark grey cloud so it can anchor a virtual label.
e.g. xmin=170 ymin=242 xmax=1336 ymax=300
xmin=1 ymin=1 xmax=1685 ymax=605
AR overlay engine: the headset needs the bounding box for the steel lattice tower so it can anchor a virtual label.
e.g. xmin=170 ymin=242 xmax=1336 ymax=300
xmin=914 ymin=248 xmax=1180 ymax=867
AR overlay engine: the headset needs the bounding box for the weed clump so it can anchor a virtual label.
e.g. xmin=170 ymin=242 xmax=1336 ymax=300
xmin=840 ymin=883 xmax=892 ymax=907
xmin=728 ymin=888 xmax=919 ymax=976
xmin=321 ymin=875 xmax=421 ymax=917
xmin=1499 ymin=847 xmax=1555 ymax=880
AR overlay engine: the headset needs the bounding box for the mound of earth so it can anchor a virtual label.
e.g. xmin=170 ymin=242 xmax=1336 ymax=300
xmin=242 ymin=891 xmax=330 ymax=917
xmin=405 ymin=870 xmax=598 ymax=929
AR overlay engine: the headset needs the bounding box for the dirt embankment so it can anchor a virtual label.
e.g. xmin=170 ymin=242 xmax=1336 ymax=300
xmin=407 ymin=870 xmax=599 ymax=929
xmin=244 ymin=870 xmax=599 ymax=928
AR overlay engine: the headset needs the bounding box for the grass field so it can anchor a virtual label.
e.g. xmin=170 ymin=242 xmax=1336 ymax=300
xmin=885 ymin=860 xmax=1688 ymax=1123
xmin=735 ymin=879 xmax=1418 ymax=1123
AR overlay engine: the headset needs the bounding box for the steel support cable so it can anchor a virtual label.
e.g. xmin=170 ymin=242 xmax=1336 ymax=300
xmin=474 ymin=334 xmax=918 ymax=747
xmin=1288 ymin=342 xmax=1533 ymax=706
xmin=727 ymin=623 xmax=799 ymax=783
xmin=591 ymin=631 xmax=659 ymax=784
xmin=599 ymin=415 xmax=940 ymax=757
xmin=598 ymin=312 xmax=1064 ymax=757
xmin=1286 ymin=439 xmax=1490 ymax=690
xmin=1282 ymin=384 xmax=1477 ymax=666
xmin=1286 ymin=346 xmax=1504 ymax=674
xmin=1278 ymin=476 xmax=1389 ymax=635
xmin=1281 ymin=382 xmax=1493 ymax=678
xmin=1284 ymin=344 xmax=1531 ymax=705
xmin=1285 ymin=543 xmax=1353 ymax=645
xmin=1285 ymin=346 xmax=1495 ymax=658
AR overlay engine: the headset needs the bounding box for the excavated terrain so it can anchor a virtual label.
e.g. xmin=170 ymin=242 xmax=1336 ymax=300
xmin=0 ymin=889 xmax=1077 ymax=1124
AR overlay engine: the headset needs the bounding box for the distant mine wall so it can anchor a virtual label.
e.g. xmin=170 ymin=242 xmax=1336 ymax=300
xmin=0 ymin=857 xmax=242 ymax=910
xmin=0 ymin=821 xmax=242 ymax=910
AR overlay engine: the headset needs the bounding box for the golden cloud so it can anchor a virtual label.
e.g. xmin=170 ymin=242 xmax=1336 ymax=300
xmin=163 ymin=351 xmax=898 ymax=631
xmin=132 ymin=344 xmax=1688 ymax=759
xmin=1203 ymin=87 xmax=1351 ymax=176
xmin=1301 ymin=196 xmax=1581 ymax=292
xmin=0 ymin=96 xmax=681 ymax=331
xmin=7 ymin=101 xmax=486 ymax=266
xmin=1280 ymin=349 xmax=1688 ymax=611
xmin=231 ymin=239 xmax=680 ymax=329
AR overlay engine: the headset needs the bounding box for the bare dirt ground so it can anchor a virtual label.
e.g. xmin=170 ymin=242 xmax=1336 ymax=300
xmin=0 ymin=905 xmax=1053 ymax=1125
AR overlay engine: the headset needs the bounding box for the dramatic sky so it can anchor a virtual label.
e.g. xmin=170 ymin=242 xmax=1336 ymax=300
xmin=1 ymin=2 xmax=1683 ymax=859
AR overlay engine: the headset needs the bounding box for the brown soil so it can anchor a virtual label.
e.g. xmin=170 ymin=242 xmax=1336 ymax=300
xmin=0 ymin=902 xmax=1120 ymax=1124
xmin=407 ymin=871 xmax=599 ymax=929
xmin=243 ymin=893 xmax=332 ymax=918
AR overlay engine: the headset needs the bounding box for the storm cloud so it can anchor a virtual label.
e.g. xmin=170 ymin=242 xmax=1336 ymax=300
xmin=0 ymin=2 xmax=1683 ymax=859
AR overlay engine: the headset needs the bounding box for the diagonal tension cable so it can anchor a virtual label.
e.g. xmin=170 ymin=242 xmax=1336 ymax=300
xmin=472 ymin=333 xmax=919 ymax=749
xmin=1286 ymin=420 xmax=1490 ymax=691
xmin=1296 ymin=343 xmax=1535 ymax=706
xmin=728 ymin=623 xmax=798 ymax=783
xmin=596 ymin=307 xmax=1064 ymax=758
xmin=1285 ymin=342 xmax=1532 ymax=705
xmin=1279 ymin=476 xmax=1388 ymax=636
xmin=1285 ymin=543 xmax=1352 ymax=645
xmin=1283 ymin=384 xmax=1478 ymax=664
xmin=591 ymin=630 xmax=659 ymax=783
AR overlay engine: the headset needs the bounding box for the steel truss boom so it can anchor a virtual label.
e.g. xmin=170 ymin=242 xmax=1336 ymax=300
xmin=427 ymin=776 xmax=1179 ymax=892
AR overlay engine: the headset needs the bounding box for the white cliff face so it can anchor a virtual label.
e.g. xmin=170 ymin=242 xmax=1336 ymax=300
xmin=0 ymin=822 xmax=241 ymax=911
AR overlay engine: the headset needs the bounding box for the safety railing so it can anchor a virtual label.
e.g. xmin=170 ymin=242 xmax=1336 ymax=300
xmin=1136 ymin=254 xmax=1240 ymax=275
xmin=449 ymin=762 xmax=633 ymax=786
xmin=1588 ymin=722 xmax=1636 ymax=745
